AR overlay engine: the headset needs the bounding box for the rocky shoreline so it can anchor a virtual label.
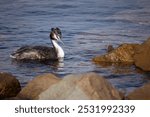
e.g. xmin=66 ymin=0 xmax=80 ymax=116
xmin=93 ymin=37 xmax=150 ymax=72
xmin=0 ymin=71 xmax=149 ymax=100
xmin=0 ymin=37 xmax=150 ymax=100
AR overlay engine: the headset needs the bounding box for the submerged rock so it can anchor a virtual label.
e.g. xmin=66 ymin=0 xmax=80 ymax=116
xmin=126 ymin=82 xmax=150 ymax=100
xmin=38 ymin=72 xmax=123 ymax=100
xmin=134 ymin=38 xmax=150 ymax=71
xmin=93 ymin=44 xmax=139 ymax=64
xmin=0 ymin=72 xmax=21 ymax=99
xmin=17 ymin=73 xmax=60 ymax=99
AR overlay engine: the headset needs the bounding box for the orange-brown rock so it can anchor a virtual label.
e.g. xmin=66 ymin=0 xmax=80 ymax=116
xmin=38 ymin=73 xmax=123 ymax=100
xmin=17 ymin=73 xmax=60 ymax=99
xmin=93 ymin=44 xmax=139 ymax=64
xmin=126 ymin=82 xmax=150 ymax=100
xmin=134 ymin=38 xmax=150 ymax=71
xmin=0 ymin=72 xmax=21 ymax=99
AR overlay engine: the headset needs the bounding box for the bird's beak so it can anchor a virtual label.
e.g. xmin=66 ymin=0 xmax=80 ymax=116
xmin=56 ymin=35 xmax=64 ymax=45
xmin=59 ymin=39 xmax=65 ymax=45
xmin=56 ymin=35 xmax=61 ymax=40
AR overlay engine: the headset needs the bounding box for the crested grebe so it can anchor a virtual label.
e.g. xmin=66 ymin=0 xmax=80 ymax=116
xmin=10 ymin=27 xmax=64 ymax=60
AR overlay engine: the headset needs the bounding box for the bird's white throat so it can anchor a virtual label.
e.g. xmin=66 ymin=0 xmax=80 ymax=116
xmin=51 ymin=40 xmax=64 ymax=58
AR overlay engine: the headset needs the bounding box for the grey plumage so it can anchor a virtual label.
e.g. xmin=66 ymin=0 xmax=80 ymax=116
xmin=11 ymin=46 xmax=57 ymax=60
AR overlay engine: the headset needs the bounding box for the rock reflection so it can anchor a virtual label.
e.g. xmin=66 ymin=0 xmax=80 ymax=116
xmin=94 ymin=61 xmax=136 ymax=75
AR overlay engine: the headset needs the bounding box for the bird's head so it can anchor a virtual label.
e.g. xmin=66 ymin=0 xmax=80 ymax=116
xmin=50 ymin=27 xmax=62 ymax=41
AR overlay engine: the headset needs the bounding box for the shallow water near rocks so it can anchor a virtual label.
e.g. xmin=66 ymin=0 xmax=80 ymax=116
xmin=0 ymin=0 xmax=150 ymax=93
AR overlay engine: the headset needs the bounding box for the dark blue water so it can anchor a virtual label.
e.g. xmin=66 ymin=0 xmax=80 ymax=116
xmin=0 ymin=0 xmax=150 ymax=93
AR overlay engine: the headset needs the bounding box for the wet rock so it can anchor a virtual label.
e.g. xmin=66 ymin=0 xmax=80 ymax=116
xmin=93 ymin=44 xmax=139 ymax=64
xmin=126 ymin=82 xmax=150 ymax=100
xmin=107 ymin=45 xmax=114 ymax=53
xmin=38 ymin=72 xmax=123 ymax=100
xmin=0 ymin=72 xmax=21 ymax=99
xmin=17 ymin=73 xmax=60 ymax=99
xmin=134 ymin=38 xmax=150 ymax=71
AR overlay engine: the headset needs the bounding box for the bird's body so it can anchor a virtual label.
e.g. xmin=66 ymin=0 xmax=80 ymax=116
xmin=10 ymin=27 xmax=64 ymax=61
xmin=10 ymin=46 xmax=57 ymax=60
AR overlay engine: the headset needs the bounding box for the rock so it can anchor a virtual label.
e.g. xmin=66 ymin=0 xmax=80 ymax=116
xmin=107 ymin=45 xmax=114 ymax=53
xmin=126 ymin=82 xmax=150 ymax=100
xmin=17 ymin=73 xmax=60 ymax=99
xmin=134 ymin=38 xmax=150 ymax=71
xmin=93 ymin=44 xmax=139 ymax=64
xmin=0 ymin=72 xmax=21 ymax=99
xmin=38 ymin=72 xmax=123 ymax=100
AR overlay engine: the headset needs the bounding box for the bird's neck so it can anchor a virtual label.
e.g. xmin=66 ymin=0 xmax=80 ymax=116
xmin=51 ymin=40 xmax=64 ymax=58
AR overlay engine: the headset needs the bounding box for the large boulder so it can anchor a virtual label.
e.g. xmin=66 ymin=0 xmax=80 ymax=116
xmin=126 ymin=82 xmax=150 ymax=100
xmin=92 ymin=44 xmax=139 ymax=64
xmin=134 ymin=38 xmax=150 ymax=71
xmin=38 ymin=73 xmax=123 ymax=100
xmin=0 ymin=72 xmax=21 ymax=99
xmin=17 ymin=73 xmax=60 ymax=99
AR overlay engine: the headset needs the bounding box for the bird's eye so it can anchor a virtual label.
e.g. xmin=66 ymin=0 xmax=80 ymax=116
xmin=51 ymin=28 xmax=54 ymax=31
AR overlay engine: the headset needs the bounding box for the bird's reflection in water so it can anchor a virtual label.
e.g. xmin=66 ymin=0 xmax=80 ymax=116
xmin=11 ymin=59 xmax=64 ymax=72
xmin=42 ymin=59 xmax=64 ymax=71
